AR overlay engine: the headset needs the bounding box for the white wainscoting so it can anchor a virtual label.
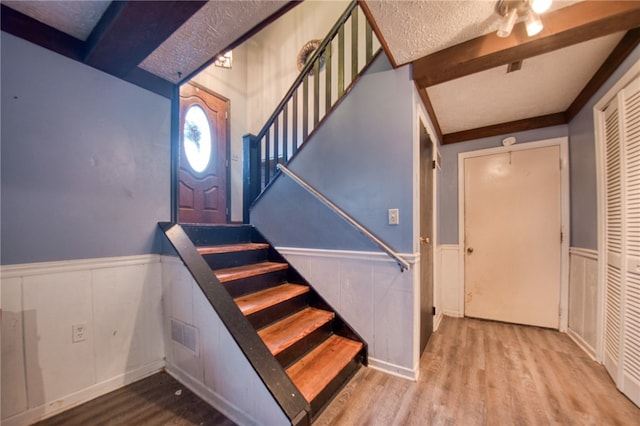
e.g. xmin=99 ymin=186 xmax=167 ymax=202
xmin=276 ymin=247 xmax=419 ymax=380
xmin=568 ymin=247 xmax=599 ymax=359
xmin=161 ymin=256 xmax=288 ymax=426
xmin=437 ymin=245 xmax=463 ymax=318
xmin=1 ymin=255 xmax=165 ymax=426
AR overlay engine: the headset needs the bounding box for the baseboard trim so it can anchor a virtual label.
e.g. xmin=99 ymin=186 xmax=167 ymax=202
xmin=368 ymin=357 xmax=417 ymax=381
xmin=569 ymin=247 xmax=598 ymax=261
xmin=164 ymin=365 xmax=258 ymax=426
xmin=2 ymin=360 xmax=165 ymax=426
xmin=567 ymin=328 xmax=597 ymax=361
xmin=434 ymin=311 xmax=444 ymax=331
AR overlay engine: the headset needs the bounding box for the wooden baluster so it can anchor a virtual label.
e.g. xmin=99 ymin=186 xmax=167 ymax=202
xmin=274 ymin=115 xmax=280 ymax=170
xmin=338 ymin=25 xmax=344 ymax=97
xmin=283 ymin=103 xmax=289 ymax=162
xmin=303 ymin=74 xmax=309 ymax=140
xmin=351 ymin=7 xmax=358 ymax=80
xmin=313 ymin=60 xmax=320 ymax=128
xmin=265 ymin=131 xmax=271 ymax=184
xmin=325 ymin=44 xmax=332 ymax=114
xmin=292 ymin=90 xmax=298 ymax=154
xmin=366 ymin=18 xmax=372 ymax=62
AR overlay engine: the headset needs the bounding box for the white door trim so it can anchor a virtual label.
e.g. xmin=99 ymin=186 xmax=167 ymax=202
xmin=593 ymin=59 xmax=640 ymax=363
xmin=457 ymin=137 xmax=570 ymax=331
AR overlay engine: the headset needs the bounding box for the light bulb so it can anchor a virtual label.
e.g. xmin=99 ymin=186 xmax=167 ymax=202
xmin=497 ymin=7 xmax=518 ymax=38
xmin=531 ymin=0 xmax=552 ymax=14
xmin=526 ymin=11 xmax=543 ymax=36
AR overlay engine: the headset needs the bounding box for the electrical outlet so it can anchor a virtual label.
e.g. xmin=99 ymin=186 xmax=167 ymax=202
xmin=72 ymin=323 xmax=87 ymax=343
xmin=388 ymin=208 xmax=399 ymax=225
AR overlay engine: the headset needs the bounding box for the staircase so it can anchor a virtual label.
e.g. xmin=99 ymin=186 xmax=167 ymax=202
xmin=180 ymin=224 xmax=367 ymax=419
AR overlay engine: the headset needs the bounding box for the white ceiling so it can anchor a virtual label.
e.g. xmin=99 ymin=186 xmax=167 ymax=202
xmin=428 ymin=32 xmax=625 ymax=133
xmin=2 ymin=0 xmax=632 ymax=139
xmin=139 ymin=1 xmax=288 ymax=83
xmin=364 ymin=0 xmax=582 ymax=66
xmin=3 ymin=0 xmax=110 ymax=41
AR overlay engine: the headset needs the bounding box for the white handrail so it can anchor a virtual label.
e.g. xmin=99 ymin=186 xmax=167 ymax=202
xmin=276 ymin=164 xmax=411 ymax=272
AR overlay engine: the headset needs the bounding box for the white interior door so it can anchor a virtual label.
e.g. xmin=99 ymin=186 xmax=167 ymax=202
xmin=464 ymin=145 xmax=562 ymax=329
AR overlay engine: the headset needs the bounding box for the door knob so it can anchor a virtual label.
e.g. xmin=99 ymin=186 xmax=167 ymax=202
xmin=420 ymin=236 xmax=430 ymax=244
xmin=466 ymin=247 xmax=474 ymax=254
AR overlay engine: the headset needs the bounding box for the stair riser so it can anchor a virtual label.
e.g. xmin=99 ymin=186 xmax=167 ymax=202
xmin=310 ymin=360 xmax=361 ymax=419
xmin=310 ymin=294 xmax=366 ymax=349
xmin=223 ymin=270 xmax=289 ymax=298
xmin=276 ymin=323 xmax=333 ymax=369
xmin=247 ymin=293 xmax=310 ymax=330
xmin=204 ymin=250 xmax=269 ymax=270
xmin=182 ymin=225 xmax=258 ymax=246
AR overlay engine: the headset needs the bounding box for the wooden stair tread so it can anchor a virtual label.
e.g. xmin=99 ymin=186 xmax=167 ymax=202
xmin=286 ymin=335 xmax=363 ymax=403
xmin=215 ymin=262 xmax=288 ymax=283
xmin=235 ymin=283 xmax=310 ymax=316
xmin=258 ymin=308 xmax=334 ymax=356
xmin=197 ymin=243 xmax=269 ymax=255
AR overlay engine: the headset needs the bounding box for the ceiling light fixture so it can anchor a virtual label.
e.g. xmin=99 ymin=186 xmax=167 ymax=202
xmin=530 ymin=0 xmax=552 ymax=14
xmin=214 ymin=51 xmax=233 ymax=69
xmin=495 ymin=0 xmax=551 ymax=38
xmin=525 ymin=11 xmax=544 ymax=36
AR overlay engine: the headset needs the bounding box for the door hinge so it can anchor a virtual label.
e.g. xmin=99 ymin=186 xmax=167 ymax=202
xmin=226 ymin=159 xmax=229 ymax=168
xmin=432 ymin=306 xmax=436 ymax=316
xmin=225 ymin=111 xmax=228 ymax=120
xmin=432 ymin=160 xmax=436 ymax=170
xmin=560 ymin=231 xmax=563 ymax=243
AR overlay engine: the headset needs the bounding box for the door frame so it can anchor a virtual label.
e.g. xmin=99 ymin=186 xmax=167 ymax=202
xmin=457 ymin=137 xmax=570 ymax=331
xmin=413 ymin=104 xmax=439 ymax=372
xmin=593 ymin=60 xmax=640 ymax=364
xmin=175 ymin=81 xmax=231 ymax=224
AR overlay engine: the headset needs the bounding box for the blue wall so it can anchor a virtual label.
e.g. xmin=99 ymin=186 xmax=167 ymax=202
xmin=1 ymin=33 xmax=172 ymax=265
xmin=252 ymin=54 xmax=415 ymax=253
xmin=568 ymin=44 xmax=640 ymax=250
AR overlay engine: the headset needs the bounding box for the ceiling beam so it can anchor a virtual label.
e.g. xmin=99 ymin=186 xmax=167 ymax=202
xmin=566 ymin=27 xmax=640 ymax=121
xmin=442 ymin=113 xmax=567 ymax=145
xmin=414 ymin=82 xmax=443 ymax=143
xmin=413 ymin=1 xmax=640 ymax=88
xmin=0 ymin=4 xmax=84 ymax=61
xmin=85 ymin=1 xmax=207 ymax=78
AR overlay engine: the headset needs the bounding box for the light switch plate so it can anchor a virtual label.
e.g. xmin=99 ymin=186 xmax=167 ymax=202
xmin=388 ymin=208 xmax=399 ymax=225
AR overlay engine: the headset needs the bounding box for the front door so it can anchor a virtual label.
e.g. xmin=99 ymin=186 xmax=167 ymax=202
xmin=463 ymin=145 xmax=561 ymax=328
xmin=179 ymin=82 xmax=228 ymax=224
xmin=419 ymin=122 xmax=434 ymax=353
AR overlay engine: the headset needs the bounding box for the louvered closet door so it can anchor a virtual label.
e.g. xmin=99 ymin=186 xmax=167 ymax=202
xmin=603 ymin=74 xmax=640 ymax=407
xmin=622 ymin=75 xmax=640 ymax=404
xmin=604 ymin=97 xmax=623 ymax=381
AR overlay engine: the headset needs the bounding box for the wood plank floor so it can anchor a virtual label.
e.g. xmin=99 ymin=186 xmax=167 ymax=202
xmin=35 ymin=372 xmax=235 ymax=426
xmin=316 ymin=316 xmax=640 ymax=426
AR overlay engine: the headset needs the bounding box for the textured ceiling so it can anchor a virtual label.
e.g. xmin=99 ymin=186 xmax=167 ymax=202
xmin=139 ymin=1 xmax=288 ymax=83
xmin=427 ymin=32 xmax=625 ymax=134
xmin=1 ymin=0 xmax=628 ymax=140
xmin=364 ymin=0 xmax=582 ymax=65
xmin=2 ymin=0 xmax=110 ymax=41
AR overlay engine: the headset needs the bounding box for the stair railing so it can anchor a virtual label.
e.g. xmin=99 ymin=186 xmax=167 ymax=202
xmin=276 ymin=164 xmax=411 ymax=272
xmin=244 ymin=0 xmax=380 ymax=222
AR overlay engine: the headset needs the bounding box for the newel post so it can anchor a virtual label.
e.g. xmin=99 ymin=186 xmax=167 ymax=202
xmin=243 ymin=133 xmax=261 ymax=224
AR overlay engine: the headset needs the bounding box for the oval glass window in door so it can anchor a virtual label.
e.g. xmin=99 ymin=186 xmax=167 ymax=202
xmin=183 ymin=105 xmax=212 ymax=173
